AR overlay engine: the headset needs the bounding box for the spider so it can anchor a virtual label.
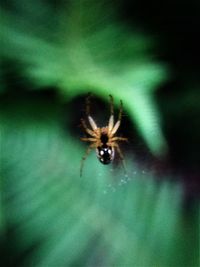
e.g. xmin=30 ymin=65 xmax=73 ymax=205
xmin=80 ymin=94 xmax=128 ymax=176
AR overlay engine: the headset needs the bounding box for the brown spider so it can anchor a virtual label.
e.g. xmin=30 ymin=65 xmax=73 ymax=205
xmin=80 ymin=94 xmax=128 ymax=176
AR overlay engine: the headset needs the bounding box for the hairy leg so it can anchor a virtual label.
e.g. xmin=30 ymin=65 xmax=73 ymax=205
xmin=109 ymin=94 xmax=114 ymax=115
xmin=86 ymin=93 xmax=92 ymax=116
xmin=80 ymin=143 xmax=96 ymax=177
xmin=81 ymin=118 xmax=97 ymax=137
xmin=108 ymin=95 xmax=114 ymax=133
xmin=108 ymin=115 xmax=114 ymax=133
xmin=112 ymin=143 xmax=127 ymax=173
xmin=118 ymin=99 xmax=123 ymax=122
xmin=110 ymin=137 xmax=128 ymax=142
xmin=111 ymin=120 xmax=120 ymax=135
xmin=88 ymin=116 xmax=98 ymax=131
xmin=110 ymin=98 xmax=123 ymax=136
xmin=80 ymin=137 xmax=97 ymax=142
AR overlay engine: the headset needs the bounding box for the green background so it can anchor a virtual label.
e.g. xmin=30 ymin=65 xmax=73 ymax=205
xmin=0 ymin=1 xmax=199 ymax=266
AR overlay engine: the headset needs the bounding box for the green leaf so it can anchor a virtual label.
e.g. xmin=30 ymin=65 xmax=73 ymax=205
xmin=0 ymin=96 xmax=198 ymax=267
xmin=0 ymin=0 xmax=169 ymax=155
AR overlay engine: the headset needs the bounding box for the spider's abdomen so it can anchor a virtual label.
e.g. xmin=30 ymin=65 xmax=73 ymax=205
xmin=96 ymin=146 xmax=115 ymax=165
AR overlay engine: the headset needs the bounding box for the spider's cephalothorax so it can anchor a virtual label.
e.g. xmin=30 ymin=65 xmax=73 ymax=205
xmin=80 ymin=94 xmax=127 ymax=176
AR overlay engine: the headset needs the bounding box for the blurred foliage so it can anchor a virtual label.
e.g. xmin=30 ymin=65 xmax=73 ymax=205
xmin=0 ymin=0 xmax=199 ymax=267
xmin=0 ymin=95 xmax=198 ymax=267
xmin=0 ymin=0 xmax=169 ymax=155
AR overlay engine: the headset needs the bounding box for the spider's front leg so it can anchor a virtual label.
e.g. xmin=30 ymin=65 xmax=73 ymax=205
xmin=109 ymin=94 xmax=114 ymax=116
xmin=80 ymin=118 xmax=97 ymax=137
xmin=84 ymin=93 xmax=98 ymax=132
xmin=85 ymin=93 xmax=92 ymax=116
xmin=118 ymin=98 xmax=123 ymax=122
xmin=109 ymin=98 xmax=124 ymax=136
xmin=108 ymin=95 xmax=114 ymax=133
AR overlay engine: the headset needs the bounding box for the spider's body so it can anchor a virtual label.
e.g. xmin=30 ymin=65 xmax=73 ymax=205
xmin=80 ymin=95 xmax=127 ymax=176
xmin=96 ymin=128 xmax=115 ymax=164
xmin=97 ymin=145 xmax=114 ymax=164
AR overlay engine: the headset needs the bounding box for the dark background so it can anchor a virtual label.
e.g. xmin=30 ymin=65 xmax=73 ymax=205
xmin=123 ymin=0 xmax=200 ymax=200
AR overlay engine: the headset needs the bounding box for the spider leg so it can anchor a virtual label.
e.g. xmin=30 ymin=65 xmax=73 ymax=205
xmin=111 ymin=120 xmax=120 ymax=135
xmin=109 ymin=94 xmax=114 ymax=115
xmin=118 ymin=99 xmax=123 ymax=122
xmin=81 ymin=118 xmax=97 ymax=137
xmin=108 ymin=95 xmax=114 ymax=133
xmin=112 ymin=143 xmax=127 ymax=174
xmin=110 ymin=98 xmax=123 ymax=135
xmin=88 ymin=116 xmax=98 ymax=131
xmin=80 ymin=137 xmax=97 ymax=142
xmin=80 ymin=143 xmax=96 ymax=177
xmin=108 ymin=115 xmax=114 ymax=133
xmin=110 ymin=137 xmax=128 ymax=142
xmin=84 ymin=93 xmax=98 ymax=131
xmin=86 ymin=93 xmax=92 ymax=116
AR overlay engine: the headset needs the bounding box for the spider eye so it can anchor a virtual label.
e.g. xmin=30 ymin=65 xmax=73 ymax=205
xmin=96 ymin=147 xmax=114 ymax=165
